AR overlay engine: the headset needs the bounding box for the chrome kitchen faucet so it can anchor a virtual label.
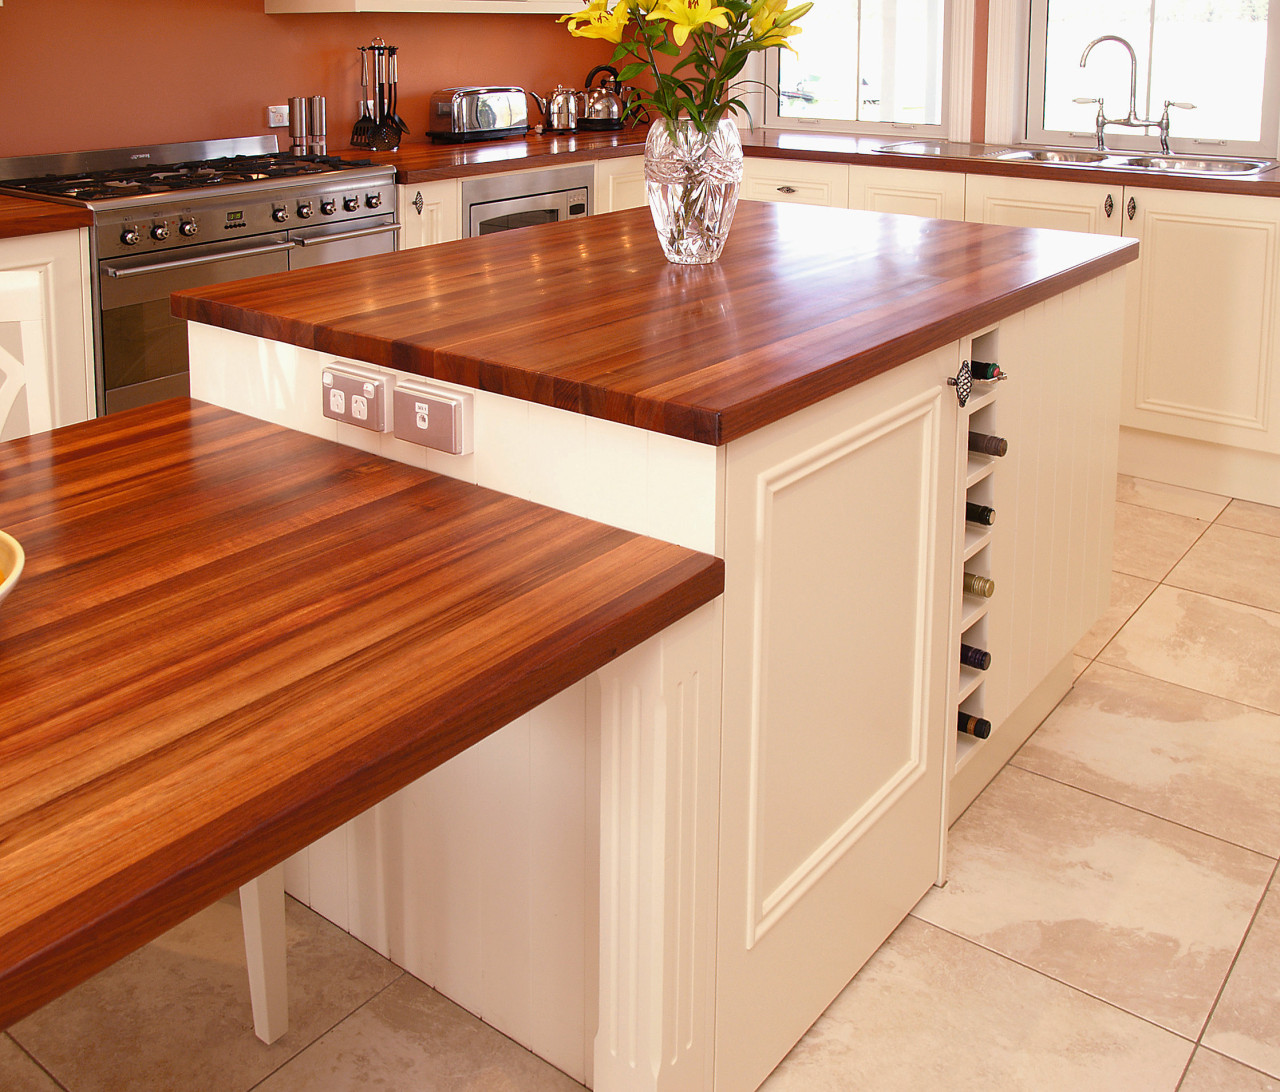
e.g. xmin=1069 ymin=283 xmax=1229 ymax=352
xmin=1076 ymin=34 xmax=1195 ymax=153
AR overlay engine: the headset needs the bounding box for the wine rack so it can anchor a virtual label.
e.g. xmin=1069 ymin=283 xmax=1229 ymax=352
xmin=954 ymin=334 xmax=1002 ymax=773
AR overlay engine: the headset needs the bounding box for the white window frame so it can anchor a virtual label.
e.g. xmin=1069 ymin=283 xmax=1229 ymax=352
xmin=1005 ymin=0 xmax=1280 ymax=157
xmin=758 ymin=0 xmax=975 ymax=141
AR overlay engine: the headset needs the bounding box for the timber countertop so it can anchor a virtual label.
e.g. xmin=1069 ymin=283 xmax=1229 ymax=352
xmin=172 ymin=200 xmax=1138 ymax=445
xmin=0 ymin=194 xmax=93 ymax=241
xmin=0 ymin=398 xmax=723 ymax=1029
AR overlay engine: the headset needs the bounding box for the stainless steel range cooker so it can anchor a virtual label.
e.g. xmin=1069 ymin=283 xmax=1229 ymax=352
xmin=0 ymin=137 xmax=397 ymax=414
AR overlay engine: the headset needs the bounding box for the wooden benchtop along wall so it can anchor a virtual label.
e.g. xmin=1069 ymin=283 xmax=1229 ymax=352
xmin=0 ymin=399 xmax=723 ymax=1030
xmin=172 ymin=201 xmax=1138 ymax=445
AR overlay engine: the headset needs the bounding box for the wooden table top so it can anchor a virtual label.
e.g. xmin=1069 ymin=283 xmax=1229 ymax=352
xmin=0 ymin=399 xmax=723 ymax=1030
xmin=0 ymin=195 xmax=93 ymax=241
xmin=173 ymin=201 xmax=1137 ymax=445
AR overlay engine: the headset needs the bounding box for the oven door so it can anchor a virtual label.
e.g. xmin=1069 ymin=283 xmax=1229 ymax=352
xmin=289 ymin=216 xmax=398 ymax=269
xmin=98 ymin=235 xmax=294 ymax=414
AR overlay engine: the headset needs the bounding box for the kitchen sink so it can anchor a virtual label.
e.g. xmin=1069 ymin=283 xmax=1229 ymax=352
xmin=1114 ymin=154 xmax=1277 ymax=174
xmin=996 ymin=148 xmax=1110 ymax=164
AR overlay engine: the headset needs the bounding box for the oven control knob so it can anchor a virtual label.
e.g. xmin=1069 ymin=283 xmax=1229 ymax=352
xmin=365 ymin=193 xmax=382 ymax=209
xmin=343 ymin=196 xmax=359 ymax=212
xmin=271 ymin=206 xmax=288 ymax=223
xmin=178 ymin=219 xmax=198 ymax=237
xmin=320 ymin=199 xmax=336 ymax=216
xmin=150 ymin=223 xmax=170 ymax=241
xmin=297 ymin=202 xmax=314 ymax=219
xmin=120 ymin=226 xmax=141 ymax=246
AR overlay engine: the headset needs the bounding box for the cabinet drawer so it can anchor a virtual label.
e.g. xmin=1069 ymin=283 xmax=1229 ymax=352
xmin=741 ymin=159 xmax=850 ymax=207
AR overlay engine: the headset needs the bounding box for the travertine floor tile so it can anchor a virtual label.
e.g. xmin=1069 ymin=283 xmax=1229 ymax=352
xmin=257 ymin=973 xmax=584 ymax=1091
xmin=0 ymin=1036 xmax=60 ymax=1092
xmin=1117 ymin=475 xmax=1229 ymax=522
xmin=1073 ymin=571 xmax=1158 ymax=659
xmin=1014 ymin=663 xmax=1280 ymax=856
xmin=759 ymin=916 xmax=1191 ymax=1091
xmin=1167 ymin=523 xmax=1280 ymax=614
xmin=9 ymin=896 xmax=400 ymax=1092
xmin=1218 ymin=498 xmax=1280 ymax=539
xmin=1099 ymin=586 xmax=1280 ymax=715
xmin=1182 ymin=1049 xmax=1280 ymax=1090
xmin=1203 ymin=873 xmax=1280 ymax=1079
xmin=913 ymin=766 xmax=1273 ymax=1038
xmin=1111 ymin=501 xmax=1209 ymax=581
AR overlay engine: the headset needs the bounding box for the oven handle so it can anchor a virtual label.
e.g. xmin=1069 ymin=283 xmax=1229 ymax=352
xmin=292 ymin=223 xmax=401 ymax=246
xmin=103 ymin=240 xmax=297 ymax=278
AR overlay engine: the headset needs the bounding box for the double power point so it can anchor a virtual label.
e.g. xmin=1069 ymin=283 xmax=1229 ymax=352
xmin=321 ymin=364 xmax=472 ymax=455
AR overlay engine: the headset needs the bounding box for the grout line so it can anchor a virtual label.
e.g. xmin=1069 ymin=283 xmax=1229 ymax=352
xmin=3 ymin=1031 xmax=70 ymax=1091
xmin=1074 ymin=656 xmax=1280 ymax=722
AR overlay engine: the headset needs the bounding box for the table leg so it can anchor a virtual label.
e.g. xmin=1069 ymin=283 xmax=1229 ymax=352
xmin=240 ymin=864 xmax=288 ymax=1044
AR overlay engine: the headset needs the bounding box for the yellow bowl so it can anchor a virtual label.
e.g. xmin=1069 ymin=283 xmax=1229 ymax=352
xmin=0 ymin=530 xmax=24 ymax=605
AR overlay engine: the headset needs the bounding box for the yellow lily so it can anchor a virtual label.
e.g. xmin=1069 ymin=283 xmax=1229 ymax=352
xmin=561 ymin=0 xmax=631 ymax=43
xmin=646 ymin=0 xmax=731 ymax=47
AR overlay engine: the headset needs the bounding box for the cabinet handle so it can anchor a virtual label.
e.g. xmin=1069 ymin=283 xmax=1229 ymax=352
xmin=412 ymin=191 xmax=424 ymax=216
xmin=1105 ymin=193 xmax=1114 ymax=218
xmin=777 ymin=185 xmax=797 ymax=194
xmin=1127 ymin=196 xmax=1136 ymax=220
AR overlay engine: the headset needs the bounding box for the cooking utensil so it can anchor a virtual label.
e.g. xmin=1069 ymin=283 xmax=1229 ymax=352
xmin=368 ymin=39 xmax=400 ymax=150
xmin=351 ymin=47 xmax=374 ymax=147
xmin=388 ymin=47 xmax=409 ymax=135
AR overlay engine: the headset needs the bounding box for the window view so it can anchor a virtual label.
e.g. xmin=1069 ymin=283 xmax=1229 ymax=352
xmin=770 ymin=0 xmax=946 ymax=130
xmin=1030 ymin=0 xmax=1277 ymax=152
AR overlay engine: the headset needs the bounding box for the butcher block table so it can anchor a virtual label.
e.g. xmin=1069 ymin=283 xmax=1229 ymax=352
xmin=0 ymin=398 xmax=723 ymax=1031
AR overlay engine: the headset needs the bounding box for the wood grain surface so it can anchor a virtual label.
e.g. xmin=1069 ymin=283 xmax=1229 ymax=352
xmin=0 ymin=195 xmax=93 ymax=241
xmin=172 ymin=201 xmax=1137 ymax=445
xmin=0 ymin=398 xmax=723 ymax=1030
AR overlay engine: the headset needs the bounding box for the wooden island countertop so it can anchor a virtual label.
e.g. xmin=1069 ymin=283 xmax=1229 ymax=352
xmin=171 ymin=201 xmax=1137 ymax=445
xmin=0 ymin=399 xmax=723 ymax=1030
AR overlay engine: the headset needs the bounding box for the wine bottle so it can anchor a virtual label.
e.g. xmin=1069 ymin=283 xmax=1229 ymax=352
xmin=971 ymin=360 xmax=1004 ymax=381
xmin=958 ymin=712 xmax=992 ymax=738
xmin=965 ymin=501 xmax=996 ymax=526
xmin=968 ymin=431 xmax=1009 ymax=457
xmin=960 ymin=643 xmax=992 ymax=670
xmin=963 ymin=572 xmax=995 ymax=598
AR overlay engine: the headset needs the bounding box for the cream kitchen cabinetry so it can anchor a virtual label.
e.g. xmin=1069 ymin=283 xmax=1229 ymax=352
xmin=741 ymin=157 xmax=850 ymax=206
xmin=594 ymin=155 xmax=647 ymax=213
xmin=0 ymin=228 xmax=93 ymax=440
xmin=966 ymin=173 xmax=1280 ymax=503
xmin=396 ymin=181 xmax=460 ymax=249
xmin=848 ymin=164 xmax=966 ymax=220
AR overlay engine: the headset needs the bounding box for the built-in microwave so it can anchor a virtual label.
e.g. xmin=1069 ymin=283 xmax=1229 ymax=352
xmin=461 ymin=163 xmax=593 ymax=237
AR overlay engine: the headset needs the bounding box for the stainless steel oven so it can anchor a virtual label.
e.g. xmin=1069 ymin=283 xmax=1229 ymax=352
xmin=0 ymin=138 xmax=398 ymax=415
xmin=461 ymin=163 xmax=592 ymax=237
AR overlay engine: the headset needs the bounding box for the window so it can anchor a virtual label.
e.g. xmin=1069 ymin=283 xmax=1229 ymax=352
xmin=1026 ymin=0 xmax=1280 ymax=156
xmin=763 ymin=0 xmax=959 ymax=136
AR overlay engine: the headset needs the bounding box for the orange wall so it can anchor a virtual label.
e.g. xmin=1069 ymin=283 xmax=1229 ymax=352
xmin=0 ymin=0 xmax=613 ymax=159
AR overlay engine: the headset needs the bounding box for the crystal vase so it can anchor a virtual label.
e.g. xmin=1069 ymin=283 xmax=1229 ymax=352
xmin=643 ymin=116 xmax=744 ymax=265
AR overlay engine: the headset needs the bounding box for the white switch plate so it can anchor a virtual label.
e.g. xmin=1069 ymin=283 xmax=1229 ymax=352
xmin=267 ymin=104 xmax=289 ymax=128
xmin=392 ymin=380 xmax=473 ymax=455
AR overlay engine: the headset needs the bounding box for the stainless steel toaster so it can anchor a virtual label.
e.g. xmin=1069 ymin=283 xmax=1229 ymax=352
xmin=428 ymin=87 xmax=530 ymax=142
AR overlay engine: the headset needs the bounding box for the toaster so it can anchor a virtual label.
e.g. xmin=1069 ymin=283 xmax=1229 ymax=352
xmin=428 ymin=87 xmax=530 ymax=142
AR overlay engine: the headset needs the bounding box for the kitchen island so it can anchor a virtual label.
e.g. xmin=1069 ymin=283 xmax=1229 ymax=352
xmin=172 ymin=201 xmax=1136 ymax=1091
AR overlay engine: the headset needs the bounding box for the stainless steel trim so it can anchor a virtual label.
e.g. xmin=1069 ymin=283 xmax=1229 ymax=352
xmin=0 ymin=136 xmax=280 ymax=184
xmin=293 ymin=223 xmax=401 ymax=246
xmin=102 ymin=240 xmax=297 ymax=278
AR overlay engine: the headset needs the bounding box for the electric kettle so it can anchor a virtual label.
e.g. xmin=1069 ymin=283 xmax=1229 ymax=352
xmin=581 ymin=65 xmax=626 ymax=131
xmin=530 ymin=86 xmax=581 ymax=132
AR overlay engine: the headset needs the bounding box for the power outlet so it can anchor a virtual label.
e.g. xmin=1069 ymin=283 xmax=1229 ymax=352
xmin=322 ymin=365 xmax=388 ymax=432
xmin=392 ymin=380 xmax=473 ymax=455
xmin=267 ymin=104 xmax=290 ymax=128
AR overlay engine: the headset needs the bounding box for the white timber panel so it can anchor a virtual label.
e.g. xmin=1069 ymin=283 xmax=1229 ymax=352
xmin=396 ymin=179 xmax=460 ymax=248
xmin=848 ymin=164 xmax=966 ymax=220
xmin=740 ymin=158 xmax=850 ymax=207
xmin=715 ymin=344 xmax=959 ymax=1092
xmin=0 ymin=228 xmax=93 ymax=439
xmin=964 ymin=173 xmax=1122 ymax=235
xmin=595 ymin=156 xmax=647 ymax=213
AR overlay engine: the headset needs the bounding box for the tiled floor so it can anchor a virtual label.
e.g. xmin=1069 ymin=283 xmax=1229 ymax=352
xmin=4 ymin=476 xmax=1279 ymax=1091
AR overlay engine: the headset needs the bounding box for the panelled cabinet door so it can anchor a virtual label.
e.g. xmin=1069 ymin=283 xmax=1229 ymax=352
xmin=741 ymin=158 xmax=850 ymax=207
xmin=848 ymin=164 xmax=966 ymax=220
xmin=715 ymin=343 xmax=960 ymax=1091
xmin=594 ymin=156 xmax=647 ymax=213
xmin=1122 ymin=186 xmax=1280 ymax=453
xmin=395 ymin=180 xmax=460 ymax=249
xmin=964 ymin=173 xmax=1122 ymax=235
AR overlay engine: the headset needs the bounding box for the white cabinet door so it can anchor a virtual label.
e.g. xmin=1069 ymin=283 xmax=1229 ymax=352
xmin=0 ymin=228 xmax=93 ymax=439
xmin=849 ymin=164 xmax=966 ymax=220
xmin=594 ymin=156 xmax=647 ymax=213
xmin=741 ymin=158 xmax=850 ymax=207
xmin=715 ymin=343 xmax=959 ymax=1092
xmin=396 ymin=180 xmax=460 ymax=248
xmin=964 ymin=173 xmax=1122 ymax=235
xmin=1122 ymin=186 xmax=1280 ymax=453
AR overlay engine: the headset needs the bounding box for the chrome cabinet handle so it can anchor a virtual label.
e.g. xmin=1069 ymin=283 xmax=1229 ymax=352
xmin=293 ymin=223 xmax=400 ymax=246
xmin=103 ymin=240 xmax=296 ymax=278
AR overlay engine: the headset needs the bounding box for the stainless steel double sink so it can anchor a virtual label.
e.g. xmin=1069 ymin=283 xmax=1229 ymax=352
xmin=878 ymin=140 xmax=1278 ymax=176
